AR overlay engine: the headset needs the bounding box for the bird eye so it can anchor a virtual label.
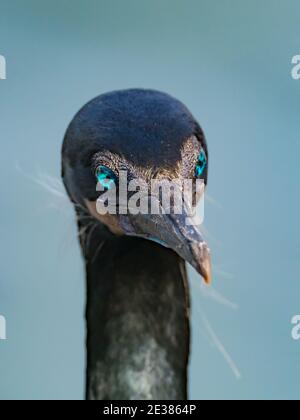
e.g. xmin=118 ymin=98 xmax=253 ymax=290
xmin=95 ymin=165 xmax=117 ymax=190
xmin=195 ymin=149 xmax=207 ymax=178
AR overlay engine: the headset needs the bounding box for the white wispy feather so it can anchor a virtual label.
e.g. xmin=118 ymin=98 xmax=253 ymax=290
xmin=200 ymin=311 xmax=242 ymax=380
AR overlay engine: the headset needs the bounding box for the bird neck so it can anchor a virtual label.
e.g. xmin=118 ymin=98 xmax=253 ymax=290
xmin=81 ymin=221 xmax=190 ymax=400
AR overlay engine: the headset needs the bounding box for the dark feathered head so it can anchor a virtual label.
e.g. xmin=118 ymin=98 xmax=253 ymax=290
xmin=62 ymin=89 xmax=211 ymax=283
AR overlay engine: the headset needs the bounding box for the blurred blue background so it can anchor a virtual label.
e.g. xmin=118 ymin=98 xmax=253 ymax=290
xmin=0 ymin=0 xmax=300 ymax=400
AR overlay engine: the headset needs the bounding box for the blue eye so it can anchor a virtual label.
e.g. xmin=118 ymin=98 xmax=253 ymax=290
xmin=95 ymin=165 xmax=117 ymax=190
xmin=195 ymin=149 xmax=207 ymax=178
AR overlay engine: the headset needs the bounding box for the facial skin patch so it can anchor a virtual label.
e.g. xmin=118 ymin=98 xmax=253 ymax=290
xmin=85 ymin=199 xmax=125 ymax=236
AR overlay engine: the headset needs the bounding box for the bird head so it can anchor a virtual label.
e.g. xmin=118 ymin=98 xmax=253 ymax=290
xmin=62 ymin=89 xmax=212 ymax=284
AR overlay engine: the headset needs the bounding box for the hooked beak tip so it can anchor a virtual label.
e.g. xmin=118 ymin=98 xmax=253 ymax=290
xmin=201 ymin=254 xmax=212 ymax=285
xmin=193 ymin=242 xmax=212 ymax=285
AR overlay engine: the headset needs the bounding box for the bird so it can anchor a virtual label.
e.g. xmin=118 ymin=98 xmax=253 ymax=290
xmin=61 ymin=88 xmax=211 ymax=400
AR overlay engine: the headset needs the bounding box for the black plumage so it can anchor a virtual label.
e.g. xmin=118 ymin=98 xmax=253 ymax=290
xmin=62 ymin=89 xmax=211 ymax=400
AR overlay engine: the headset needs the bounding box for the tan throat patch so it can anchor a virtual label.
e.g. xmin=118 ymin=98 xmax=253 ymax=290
xmin=84 ymin=200 xmax=125 ymax=236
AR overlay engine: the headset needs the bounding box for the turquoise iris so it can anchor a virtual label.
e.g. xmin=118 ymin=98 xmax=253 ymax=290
xmin=195 ymin=149 xmax=207 ymax=178
xmin=96 ymin=165 xmax=117 ymax=190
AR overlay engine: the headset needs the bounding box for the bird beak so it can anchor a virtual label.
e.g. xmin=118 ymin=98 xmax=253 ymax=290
xmin=118 ymin=197 xmax=212 ymax=284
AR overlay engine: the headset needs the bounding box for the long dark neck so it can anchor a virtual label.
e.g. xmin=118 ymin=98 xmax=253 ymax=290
xmin=79 ymin=218 xmax=190 ymax=400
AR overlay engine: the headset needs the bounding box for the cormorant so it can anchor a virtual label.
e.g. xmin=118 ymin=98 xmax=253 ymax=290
xmin=62 ymin=89 xmax=211 ymax=400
